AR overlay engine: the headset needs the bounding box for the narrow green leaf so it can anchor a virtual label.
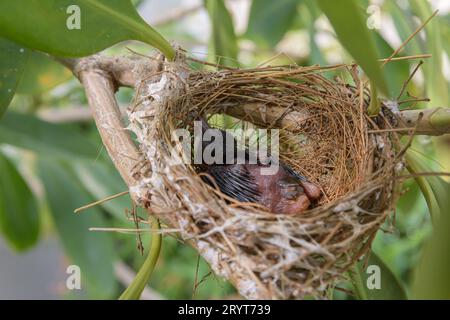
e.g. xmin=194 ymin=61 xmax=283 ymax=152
xmin=17 ymin=51 xmax=72 ymax=95
xmin=408 ymin=149 xmax=450 ymax=299
xmin=131 ymin=0 xmax=145 ymax=7
xmin=348 ymin=265 xmax=368 ymax=300
xmin=0 ymin=151 xmax=40 ymax=251
xmin=412 ymin=202 xmax=450 ymax=299
xmin=353 ymin=251 xmax=407 ymax=300
xmin=409 ymin=0 xmax=448 ymax=107
xmin=440 ymin=15 xmax=450 ymax=58
xmin=0 ymin=38 xmax=29 ymax=117
xmin=317 ymin=0 xmax=388 ymax=96
xmin=204 ymin=0 xmax=239 ymax=67
xmin=246 ymin=0 xmax=301 ymax=48
xmin=0 ymin=0 xmax=174 ymax=60
xmin=0 ymin=111 xmax=99 ymax=159
xmin=37 ymin=159 xmax=117 ymax=298
xmin=405 ymin=150 xmax=449 ymax=221
xmin=302 ymin=0 xmax=327 ymax=66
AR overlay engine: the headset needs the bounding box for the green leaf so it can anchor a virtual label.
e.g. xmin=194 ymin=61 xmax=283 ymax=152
xmin=0 ymin=0 xmax=174 ymax=60
xmin=131 ymin=0 xmax=145 ymax=7
xmin=409 ymin=0 xmax=448 ymax=107
xmin=302 ymin=0 xmax=327 ymax=66
xmin=0 ymin=111 xmax=99 ymax=159
xmin=246 ymin=0 xmax=301 ymax=48
xmin=204 ymin=0 xmax=239 ymax=67
xmin=352 ymin=251 xmax=407 ymax=300
xmin=37 ymin=159 xmax=117 ymax=298
xmin=408 ymin=149 xmax=450 ymax=299
xmin=412 ymin=200 xmax=450 ymax=299
xmin=440 ymin=15 xmax=450 ymax=58
xmin=317 ymin=0 xmax=388 ymax=96
xmin=406 ymin=139 xmax=450 ymax=300
xmin=405 ymin=150 xmax=449 ymax=221
xmin=0 ymin=151 xmax=40 ymax=251
xmin=0 ymin=38 xmax=29 ymax=117
xmin=17 ymin=51 xmax=72 ymax=95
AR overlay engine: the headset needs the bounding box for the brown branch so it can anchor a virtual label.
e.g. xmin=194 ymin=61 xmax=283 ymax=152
xmin=56 ymin=55 xmax=160 ymax=88
xmin=221 ymin=105 xmax=450 ymax=136
xmin=397 ymin=108 xmax=450 ymax=136
xmin=78 ymin=64 xmax=140 ymax=186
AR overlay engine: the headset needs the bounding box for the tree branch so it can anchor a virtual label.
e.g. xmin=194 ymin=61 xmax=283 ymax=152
xmin=79 ymin=65 xmax=140 ymax=186
xmin=58 ymin=54 xmax=450 ymax=136
xmin=55 ymin=55 xmax=161 ymax=88
xmin=398 ymin=108 xmax=450 ymax=136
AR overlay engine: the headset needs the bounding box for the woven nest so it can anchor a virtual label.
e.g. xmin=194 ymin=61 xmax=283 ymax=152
xmin=127 ymin=53 xmax=404 ymax=299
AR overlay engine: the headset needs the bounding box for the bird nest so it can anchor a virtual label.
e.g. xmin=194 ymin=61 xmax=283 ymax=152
xmin=126 ymin=53 xmax=404 ymax=299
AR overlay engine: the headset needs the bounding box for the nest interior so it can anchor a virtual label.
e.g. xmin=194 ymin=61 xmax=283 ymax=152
xmin=127 ymin=55 xmax=404 ymax=299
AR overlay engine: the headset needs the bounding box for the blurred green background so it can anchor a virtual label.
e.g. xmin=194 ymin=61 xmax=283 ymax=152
xmin=0 ymin=0 xmax=449 ymax=299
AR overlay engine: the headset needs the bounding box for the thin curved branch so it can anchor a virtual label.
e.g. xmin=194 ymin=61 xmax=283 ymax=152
xmin=56 ymin=54 xmax=160 ymax=88
xmin=79 ymin=66 xmax=140 ymax=186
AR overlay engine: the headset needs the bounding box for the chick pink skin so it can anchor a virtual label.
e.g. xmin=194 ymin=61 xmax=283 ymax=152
xmin=242 ymin=164 xmax=322 ymax=214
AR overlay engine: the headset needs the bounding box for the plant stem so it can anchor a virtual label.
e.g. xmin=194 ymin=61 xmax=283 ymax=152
xmin=348 ymin=266 xmax=368 ymax=300
xmin=119 ymin=216 xmax=162 ymax=300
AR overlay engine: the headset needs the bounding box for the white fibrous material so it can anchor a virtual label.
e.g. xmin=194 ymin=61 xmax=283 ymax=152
xmin=237 ymin=279 xmax=260 ymax=300
xmin=385 ymin=100 xmax=400 ymax=114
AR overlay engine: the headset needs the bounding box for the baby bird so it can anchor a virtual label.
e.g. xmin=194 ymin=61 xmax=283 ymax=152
xmin=196 ymin=119 xmax=322 ymax=214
